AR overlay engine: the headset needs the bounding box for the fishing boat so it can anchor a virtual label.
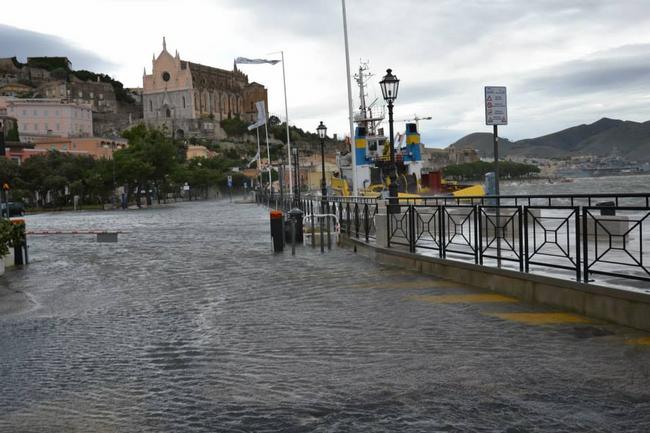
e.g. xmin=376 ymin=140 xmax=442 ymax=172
xmin=334 ymin=63 xmax=483 ymax=199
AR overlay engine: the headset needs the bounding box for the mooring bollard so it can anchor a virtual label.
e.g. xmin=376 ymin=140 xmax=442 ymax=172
xmin=270 ymin=210 xmax=284 ymax=253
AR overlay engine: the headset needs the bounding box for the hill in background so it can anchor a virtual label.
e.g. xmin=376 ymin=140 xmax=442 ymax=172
xmin=448 ymin=118 xmax=650 ymax=161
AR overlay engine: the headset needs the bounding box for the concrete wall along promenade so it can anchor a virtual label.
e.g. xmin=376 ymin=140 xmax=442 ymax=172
xmin=341 ymin=228 xmax=650 ymax=333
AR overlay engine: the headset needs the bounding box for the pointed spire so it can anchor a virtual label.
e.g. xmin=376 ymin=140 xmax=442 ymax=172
xmin=175 ymin=49 xmax=180 ymax=60
xmin=162 ymin=36 xmax=167 ymax=51
xmin=152 ymin=52 xmax=155 ymax=62
xmin=233 ymin=59 xmax=238 ymax=72
xmin=143 ymin=67 xmax=146 ymax=76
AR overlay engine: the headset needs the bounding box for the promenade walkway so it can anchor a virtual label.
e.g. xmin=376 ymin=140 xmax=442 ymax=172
xmin=0 ymin=200 xmax=649 ymax=432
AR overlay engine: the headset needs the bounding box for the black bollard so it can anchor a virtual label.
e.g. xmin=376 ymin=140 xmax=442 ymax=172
xmin=270 ymin=210 xmax=284 ymax=253
xmin=287 ymin=208 xmax=304 ymax=243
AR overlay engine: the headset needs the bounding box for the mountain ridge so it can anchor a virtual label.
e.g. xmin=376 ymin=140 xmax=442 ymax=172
xmin=448 ymin=118 xmax=650 ymax=161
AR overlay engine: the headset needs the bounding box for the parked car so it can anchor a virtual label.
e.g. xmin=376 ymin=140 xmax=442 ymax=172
xmin=0 ymin=202 xmax=25 ymax=217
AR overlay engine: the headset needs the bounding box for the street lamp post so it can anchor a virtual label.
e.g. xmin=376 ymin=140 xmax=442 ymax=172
xmin=292 ymin=147 xmax=300 ymax=207
xmin=317 ymin=122 xmax=328 ymax=253
xmin=0 ymin=120 xmax=7 ymax=219
xmin=317 ymin=121 xmax=328 ymax=211
xmin=379 ymin=69 xmax=400 ymax=211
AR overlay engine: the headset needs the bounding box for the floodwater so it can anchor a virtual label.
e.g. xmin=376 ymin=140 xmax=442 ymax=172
xmin=501 ymin=173 xmax=650 ymax=196
xmin=1 ymin=200 xmax=650 ymax=432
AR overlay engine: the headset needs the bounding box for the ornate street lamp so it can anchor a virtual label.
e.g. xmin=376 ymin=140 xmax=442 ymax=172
xmin=379 ymin=68 xmax=400 ymax=209
xmin=292 ymin=146 xmax=300 ymax=207
xmin=317 ymin=121 xmax=328 ymax=209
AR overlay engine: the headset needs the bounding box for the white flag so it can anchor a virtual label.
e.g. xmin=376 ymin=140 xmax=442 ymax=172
xmin=235 ymin=57 xmax=280 ymax=65
xmin=247 ymin=101 xmax=267 ymax=130
xmin=247 ymin=151 xmax=260 ymax=167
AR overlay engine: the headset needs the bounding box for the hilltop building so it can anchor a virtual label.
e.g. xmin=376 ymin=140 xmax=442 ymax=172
xmin=0 ymin=56 xmax=142 ymax=137
xmin=142 ymin=38 xmax=268 ymax=139
xmin=6 ymin=98 xmax=92 ymax=141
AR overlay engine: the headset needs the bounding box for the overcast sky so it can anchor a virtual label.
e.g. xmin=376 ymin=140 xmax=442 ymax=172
xmin=2 ymin=0 xmax=650 ymax=147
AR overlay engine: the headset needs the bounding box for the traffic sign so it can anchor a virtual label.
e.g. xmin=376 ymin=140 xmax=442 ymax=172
xmin=485 ymin=86 xmax=507 ymax=126
xmin=2 ymin=183 xmax=9 ymax=191
xmin=227 ymin=175 xmax=233 ymax=188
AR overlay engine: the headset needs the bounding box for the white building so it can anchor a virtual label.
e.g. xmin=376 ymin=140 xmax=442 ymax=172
xmin=6 ymin=98 xmax=93 ymax=142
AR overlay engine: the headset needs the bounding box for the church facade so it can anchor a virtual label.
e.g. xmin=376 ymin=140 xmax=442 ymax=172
xmin=142 ymin=38 xmax=268 ymax=139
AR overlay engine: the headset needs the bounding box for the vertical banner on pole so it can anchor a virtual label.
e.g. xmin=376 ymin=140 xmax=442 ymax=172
xmin=485 ymin=86 xmax=507 ymax=267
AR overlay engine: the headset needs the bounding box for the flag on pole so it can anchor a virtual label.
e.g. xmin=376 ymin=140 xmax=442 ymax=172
xmin=235 ymin=57 xmax=280 ymax=65
xmin=247 ymin=151 xmax=260 ymax=167
xmin=247 ymin=100 xmax=267 ymax=131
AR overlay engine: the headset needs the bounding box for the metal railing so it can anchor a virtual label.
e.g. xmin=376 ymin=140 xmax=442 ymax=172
xmin=388 ymin=195 xmax=650 ymax=287
xmin=256 ymin=192 xmax=650 ymax=287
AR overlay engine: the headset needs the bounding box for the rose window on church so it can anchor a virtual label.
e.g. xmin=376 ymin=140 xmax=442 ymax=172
xmin=162 ymin=71 xmax=171 ymax=82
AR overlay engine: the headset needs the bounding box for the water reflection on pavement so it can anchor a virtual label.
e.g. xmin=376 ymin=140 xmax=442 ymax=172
xmin=1 ymin=200 xmax=649 ymax=432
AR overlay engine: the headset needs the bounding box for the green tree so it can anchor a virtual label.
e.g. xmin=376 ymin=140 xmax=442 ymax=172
xmin=220 ymin=117 xmax=250 ymax=136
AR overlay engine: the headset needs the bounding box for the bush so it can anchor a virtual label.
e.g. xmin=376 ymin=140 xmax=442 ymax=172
xmin=220 ymin=117 xmax=250 ymax=137
xmin=0 ymin=220 xmax=24 ymax=257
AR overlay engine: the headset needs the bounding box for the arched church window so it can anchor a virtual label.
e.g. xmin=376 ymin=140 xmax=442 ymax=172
xmin=149 ymin=100 xmax=153 ymax=112
xmin=166 ymin=108 xmax=171 ymax=118
xmin=182 ymin=96 xmax=186 ymax=109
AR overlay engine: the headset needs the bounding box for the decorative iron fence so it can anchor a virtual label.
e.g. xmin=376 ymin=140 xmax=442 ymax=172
xmin=256 ymin=192 xmax=650 ymax=287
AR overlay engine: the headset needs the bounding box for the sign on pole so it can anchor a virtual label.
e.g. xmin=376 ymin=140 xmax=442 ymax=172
xmin=485 ymin=86 xmax=507 ymax=126
xmin=227 ymin=175 xmax=233 ymax=188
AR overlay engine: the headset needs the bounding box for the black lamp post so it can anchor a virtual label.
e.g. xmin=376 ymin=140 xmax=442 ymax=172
xmin=317 ymin=121 xmax=328 ymax=212
xmin=0 ymin=120 xmax=5 ymax=157
xmin=0 ymin=120 xmax=7 ymax=219
xmin=379 ymin=68 xmax=400 ymax=210
xmin=292 ymin=147 xmax=300 ymax=207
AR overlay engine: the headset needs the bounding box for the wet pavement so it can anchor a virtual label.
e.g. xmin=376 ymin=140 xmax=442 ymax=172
xmin=1 ymin=200 xmax=650 ymax=432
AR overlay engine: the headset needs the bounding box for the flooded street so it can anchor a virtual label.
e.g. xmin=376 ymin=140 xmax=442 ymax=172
xmin=1 ymin=200 xmax=650 ymax=432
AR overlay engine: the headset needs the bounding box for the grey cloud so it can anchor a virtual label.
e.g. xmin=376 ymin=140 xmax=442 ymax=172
xmin=518 ymin=44 xmax=650 ymax=96
xmin=220 ymin=0 xmax=340 ymax=38
xmin=0 ymin=24 xmax=114 ymax=72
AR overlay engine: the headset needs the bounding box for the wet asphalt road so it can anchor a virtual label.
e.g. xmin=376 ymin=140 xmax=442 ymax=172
xmin=1 ymin=200 xmax=649 ymax=432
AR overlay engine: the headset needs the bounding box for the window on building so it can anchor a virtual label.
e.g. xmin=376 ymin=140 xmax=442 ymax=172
xmin=90 ymin=92 xmax=94 ymax=98
xmin=182 ymin=96 xmax=186 ymax=109
xmin=33 ymin=109 xmax=37 ymax=116
xmin=99 ymin=93 xmax=104 ymax=100
xmin=150 ymin=100 xmax=153 ymax=112
xmin=166 ymin=108 xmax=171 ymax=118
xmin=78 ymin=91 xmax=83 ymax=98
